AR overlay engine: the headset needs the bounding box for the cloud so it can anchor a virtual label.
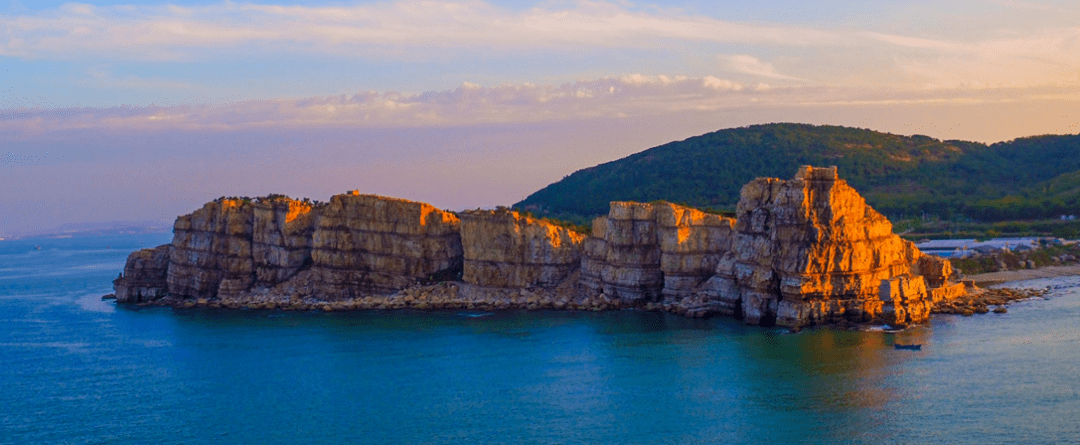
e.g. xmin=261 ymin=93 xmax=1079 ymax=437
xmin=5 ymin=73 xmax=1076 ymax=135
xmin=0 ymin=1 xmax=838 ymax=61
xmin=991 ymin=0 xmax=1073 ymax=12
xmin=720 ymin=54 xmax=807 ymax=82
xmin=0 ymin=74 xmax=755 ymax=130
xmin=865 ymin=27 xmax=1080 ymax=88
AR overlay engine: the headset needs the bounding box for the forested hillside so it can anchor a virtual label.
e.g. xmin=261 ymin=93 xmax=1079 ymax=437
xmin=515 ymin=123 xmax=1080 ymax=223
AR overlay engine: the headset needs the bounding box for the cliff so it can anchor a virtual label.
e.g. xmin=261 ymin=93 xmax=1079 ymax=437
xmin=459 ymin=209 xmax=585 ymax=288
xmin=722 ymin=166 xmax=932 ymax=327
xmin=252 ymin=197 xmax=318 ymax=286
xmin=581 ymin=202 xmax=736 ymax=303
xmin=581 ymin=202 xmax=664 ymax=301
xmin=113 ymin=165 xmax=960 ymax=328
xmin=166 ymin=199 xmax=255 ymax=299
xmin=311 ymin=192 xmax=463 ymax=299
xmin=113 ymin=244 xmax=170 ymax=303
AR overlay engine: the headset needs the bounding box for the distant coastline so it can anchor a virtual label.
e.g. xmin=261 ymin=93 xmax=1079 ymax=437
xmin=0 ymin=221 xmax=171 ymax=241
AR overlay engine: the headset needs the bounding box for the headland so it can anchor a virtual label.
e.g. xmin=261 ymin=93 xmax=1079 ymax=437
xmin=110 ymin=166 xmax=1017 ymax=328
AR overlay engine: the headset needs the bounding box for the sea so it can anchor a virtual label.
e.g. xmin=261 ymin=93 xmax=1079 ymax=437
xmin=2 ymin=233 xmax=1079 ymax=445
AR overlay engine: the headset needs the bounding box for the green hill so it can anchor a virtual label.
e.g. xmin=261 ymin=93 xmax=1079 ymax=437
xmin=514 ymin=123 xmax=1080 ymax=223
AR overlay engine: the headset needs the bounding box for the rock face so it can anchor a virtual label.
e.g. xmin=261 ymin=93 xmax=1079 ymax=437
xmin=252 ymin=197 xmax=318 ymax=286
xmin=582 ymin=202 xmax=737 ymax=302
xmin=459 ymin=209 xmax=585 ymax=288
xmin=719 ymin=166 xmax=927 ymax=327
xmin=310 ymin=192 xmax=463 ymax=299
xmin=655 ymin=203 xmax=737 ymax=300
xmin=879 ymin=275 xmax=931 ymax=327
xmin=582 ymin=202 xmax=664 ymax=301
xmin=913 ymin=255 xmax=953 ymax=288
xmin=166 ymin=199 xmax=255 ymax=299
xmin=113 ymin=244 xmax=170 ymax=303
xmin=114 ymin=165 xmax=961 ymax=328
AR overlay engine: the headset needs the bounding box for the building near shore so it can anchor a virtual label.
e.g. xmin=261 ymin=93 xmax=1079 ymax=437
xmin=916 ymin=238 xmax=1044 ymax=258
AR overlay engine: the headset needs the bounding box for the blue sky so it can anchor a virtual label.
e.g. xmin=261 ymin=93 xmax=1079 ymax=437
xmin=2 ymin=0 xmax=1079 ymax=236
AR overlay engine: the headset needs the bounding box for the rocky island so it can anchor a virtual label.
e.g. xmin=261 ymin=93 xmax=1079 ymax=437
xmin=112 ymin=166 xmax=970 ymax=328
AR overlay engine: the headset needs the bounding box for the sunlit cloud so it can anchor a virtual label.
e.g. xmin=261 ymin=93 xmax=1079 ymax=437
xmin=0 ymin=1 xmax=837 ymax=61
xmin=4 ymin=73 xmax=1075 ymax=134
xmin=866 ymin=27 xmax=1080 ymax=88
xmin=720 ymin=54 xmax=807 ymax=82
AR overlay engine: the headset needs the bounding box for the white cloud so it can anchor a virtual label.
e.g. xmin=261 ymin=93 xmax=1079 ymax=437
xmin=720 ymin=54 xmax=807 ymax=82
xmin=6 ymin=73 xmax=1076 ymax=134
xmin=1 ymin=74 xmax=751 ymax=130
xmin=865 ymin=28 xmax=1080 ymax=88
xmin=0 ymin=1 xmax=838 ymax=60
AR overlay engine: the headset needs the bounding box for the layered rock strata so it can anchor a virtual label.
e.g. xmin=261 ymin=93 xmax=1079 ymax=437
xmin=721 ymin=166 xmax=930 ymax=327
xmin=113 ymin=244 xmax=171 ymax=303
xmin=310 ymin=192 xmax=463 ymax=299
xmin=655 ymin=203 xmax=737 ymax=301
xmin=459 ymin=209 xmax=585 ymax=288
xmin=252 ymin=198 xmax=319 ymax=286
xmin=879 ymin=275 xmax=931 ymax=327
xmin=581 ymin=202 xmax=737 ymax=303
xmin=581 ymin=202 xmax=664 ymax=301
xmin=167 ymin=199 xmax=255 ymax=299
xmin=114 ymin=166 xmax=965 ymax=328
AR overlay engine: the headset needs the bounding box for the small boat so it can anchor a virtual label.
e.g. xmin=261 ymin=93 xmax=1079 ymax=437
xmin=894 ymin=343 xmax=922 ymax=350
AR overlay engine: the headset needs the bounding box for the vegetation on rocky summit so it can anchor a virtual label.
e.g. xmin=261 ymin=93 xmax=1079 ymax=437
xmin=213 ymin=194 xmax=325 ymax=207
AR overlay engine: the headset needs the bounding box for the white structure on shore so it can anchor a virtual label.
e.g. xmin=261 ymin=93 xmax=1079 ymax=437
xmin=916 ymin=238 xmax=1047 ymax=258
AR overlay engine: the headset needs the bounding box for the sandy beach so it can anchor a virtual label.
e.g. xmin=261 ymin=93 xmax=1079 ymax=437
xmin=965 ymin=265 xmax=1080 ymax=286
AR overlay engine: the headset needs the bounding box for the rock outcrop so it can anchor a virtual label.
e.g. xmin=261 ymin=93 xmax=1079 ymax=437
xmin=655 ymin=203 xmax=737 ymax=301
xmin=913 ymin=255 xmax=953 ymax=288
xmin=459 ymin=209 xmax=585 ymax=288
xmin=581 ymin=202 xmax=737 ymax=303
xmin=582 ymin=202 xmax=664 ymax=301
xmin=166 ymin=199 xmax=255 ymax=299
xmin=252 ymin=197 xmax=318 ymax=286
xmin=310 ymin=192 xmax=463 ymax=299
xmin=114 ymin=165 xmax=965 ymax=329
xmin=719 ymin=166 xmax=929 ymax=327
xmin=113 ymin=244 xmax=171 ymax=303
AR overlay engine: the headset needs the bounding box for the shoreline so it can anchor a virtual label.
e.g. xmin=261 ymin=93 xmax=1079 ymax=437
xmin=965 ymin=265 xmax=1080 ymax=286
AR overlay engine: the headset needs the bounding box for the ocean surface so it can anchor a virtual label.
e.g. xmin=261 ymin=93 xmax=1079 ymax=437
xmin=2 ymin=233 xmax=1079 ymax=445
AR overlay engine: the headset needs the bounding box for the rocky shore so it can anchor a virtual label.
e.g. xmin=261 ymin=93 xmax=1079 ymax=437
xmin=111 ymin=166 xmax=969 ymax=328
xmin=931 ymin=286 xmax=1049 ymax=316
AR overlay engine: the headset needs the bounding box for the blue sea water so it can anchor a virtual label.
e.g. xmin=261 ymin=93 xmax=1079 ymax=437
xmin=1 ymin=234 xmax=1079 ymax=445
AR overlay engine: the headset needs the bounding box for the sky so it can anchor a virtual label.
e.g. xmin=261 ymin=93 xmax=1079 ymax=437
xmin=2 ymin=0 xmax=1079 ymax=237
